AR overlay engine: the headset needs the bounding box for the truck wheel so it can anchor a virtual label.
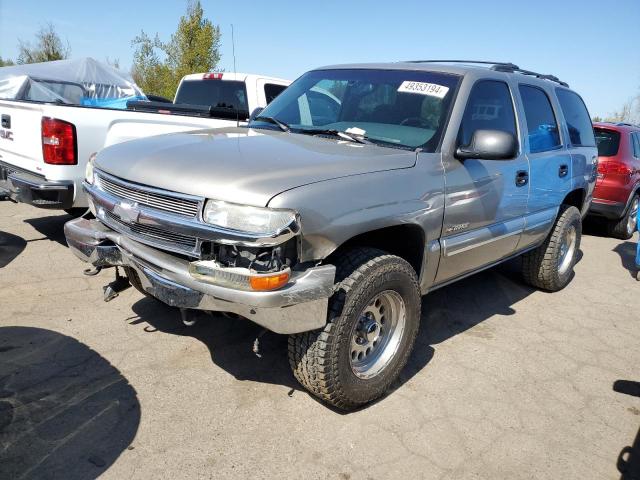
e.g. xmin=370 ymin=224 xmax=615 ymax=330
xmin=288 ymin=247 xmax=421 ymax=410
xmin=522 ymin=205 xmax=582 ymax=291
xmin=607 ymin=194 xmax=638 ymax=240
xmin=123 ymin=266 xmax=150 ymax=297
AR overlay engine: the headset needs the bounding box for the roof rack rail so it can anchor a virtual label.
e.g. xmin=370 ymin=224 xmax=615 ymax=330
xmin=403 ymin=60 xmax=569 ymax=87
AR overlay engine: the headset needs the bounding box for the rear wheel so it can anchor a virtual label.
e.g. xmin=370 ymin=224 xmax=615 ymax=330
xmin=288 ymin=248 xmax=421 ymax=410
xmin=607 ymin=194 xmax=639 ymax=240
xmin=522 ymin=205 xmax=582 ymax=291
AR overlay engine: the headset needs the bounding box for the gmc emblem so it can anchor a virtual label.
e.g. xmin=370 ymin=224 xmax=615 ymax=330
xmin=0 ymin=129 xmax=13 ymax=141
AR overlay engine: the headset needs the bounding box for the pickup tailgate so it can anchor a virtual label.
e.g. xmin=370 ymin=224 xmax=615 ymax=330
xmin=0 ymin=100 xmax=45 ymax=174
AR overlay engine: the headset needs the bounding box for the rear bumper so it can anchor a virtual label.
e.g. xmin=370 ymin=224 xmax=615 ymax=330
xmin=0 ymin=161 xmax=74 ymax=209
xmin=588 ymin=198 xmax=626 ymax=220
xmin=64 ymin=217 xmax=335 ymax=334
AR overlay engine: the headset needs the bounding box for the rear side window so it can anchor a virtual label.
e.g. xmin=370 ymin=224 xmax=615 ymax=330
xmin=556 ymin=89 xmax=595 ymax=147
xmin=175 ymin=79 xmax=249 ymax=114
xmin=519 ymin=85 xmax=561 ymax=153
xmin=594 ymin=128 xmax=620 ymax=157
xmin=458 ymin=80 xmax=517 ymax=146
xmin=631 ymin=133 xmax=640 ymax=159
xmin=264 ymin=83 xmax=287 ymax=104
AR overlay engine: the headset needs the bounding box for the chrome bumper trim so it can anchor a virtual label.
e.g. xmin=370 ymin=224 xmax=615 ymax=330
xmin=64 ymin=218 xmax=334 ymax=334
xmin=85 ymin=180 xmax=300 ymax=250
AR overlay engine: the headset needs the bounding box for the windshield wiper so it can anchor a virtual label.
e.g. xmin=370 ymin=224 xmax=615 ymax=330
xmin=300 ymin=128 xmax=372 ymax=145
xmin=253 ymin=115 xmax=290 ymax=132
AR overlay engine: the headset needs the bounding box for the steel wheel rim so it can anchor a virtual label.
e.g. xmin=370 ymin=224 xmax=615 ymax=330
xmin=558 ymin=225 xmax=577 ymax=275
xmin=349 ymin=290 xmax=406 ymax=379
xmin=627 ymin=198 xmax=639 ymax=235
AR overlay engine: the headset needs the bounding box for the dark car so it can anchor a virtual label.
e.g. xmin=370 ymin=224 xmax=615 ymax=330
xmin=589 ymin=122 xmax=640 ymax=239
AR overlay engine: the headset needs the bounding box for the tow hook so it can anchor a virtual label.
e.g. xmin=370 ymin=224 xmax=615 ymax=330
xmin=83 ymin=266 xmax=102 ymax=276
xmin=102 ymin=266 xmax=130 ymax=302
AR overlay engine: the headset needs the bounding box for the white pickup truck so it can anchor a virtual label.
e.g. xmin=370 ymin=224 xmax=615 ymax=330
xmin=0 ymin=72 xmax=290 ymax=212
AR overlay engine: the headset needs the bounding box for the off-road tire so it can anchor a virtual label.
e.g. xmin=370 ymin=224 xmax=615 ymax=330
xmin=522 ymin=205 xmax=582 ymax=291
xmin=123 ymin=266 xmax=149 ymax=297
xmin=607 ymin=194 xmax=638 ymax=240
xmin=288 ymin=247 xmax=421 ymax=410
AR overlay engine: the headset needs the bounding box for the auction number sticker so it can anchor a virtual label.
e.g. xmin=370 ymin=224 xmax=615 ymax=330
xmin=397 ymin=81 xmax=449 ymax=98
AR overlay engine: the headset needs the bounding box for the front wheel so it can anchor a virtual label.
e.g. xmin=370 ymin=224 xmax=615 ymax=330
xmin=522 ymin=205 xmax=582 ymax=291
xmin=288 ymin=248 xmax=421 ymax=410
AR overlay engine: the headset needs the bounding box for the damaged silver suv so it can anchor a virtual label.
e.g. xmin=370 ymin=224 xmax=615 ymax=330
xmin=65 ymin=61 xmax=597 ymax=409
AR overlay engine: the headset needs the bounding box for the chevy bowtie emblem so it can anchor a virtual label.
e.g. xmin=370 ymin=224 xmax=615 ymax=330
xmin=113 ymin=201 xmax=140 ymax=224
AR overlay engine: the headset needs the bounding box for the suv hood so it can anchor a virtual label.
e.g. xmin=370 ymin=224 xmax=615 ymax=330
xmin=94 ymin=127 xmax=417 ymax=206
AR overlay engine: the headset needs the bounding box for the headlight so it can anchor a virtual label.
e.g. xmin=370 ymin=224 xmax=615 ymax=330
xmin=85 ymin=153 xmax=96 ymax=185
xmin=203 ymin=200 xmax=297 ymax=236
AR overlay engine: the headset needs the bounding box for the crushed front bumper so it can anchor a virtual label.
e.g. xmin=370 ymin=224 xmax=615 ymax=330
xmin=64 ymin=218 xmax=335 ymax=334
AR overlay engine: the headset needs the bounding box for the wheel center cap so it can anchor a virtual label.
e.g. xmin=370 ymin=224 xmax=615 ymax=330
xmin=361 ymin=319 xmax=378 ymax=343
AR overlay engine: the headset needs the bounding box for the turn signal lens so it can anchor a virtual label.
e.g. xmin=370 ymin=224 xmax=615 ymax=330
xmin=249 ymin=272 xmax=290 ymax=291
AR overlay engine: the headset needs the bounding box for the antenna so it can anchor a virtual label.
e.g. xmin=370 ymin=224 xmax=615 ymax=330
xmin=231 ymin=23 xmax=240 ymax=127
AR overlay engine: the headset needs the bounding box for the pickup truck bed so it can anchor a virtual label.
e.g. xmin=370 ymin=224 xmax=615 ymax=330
xmin=0 ymin=72 xmax=290 ymax=209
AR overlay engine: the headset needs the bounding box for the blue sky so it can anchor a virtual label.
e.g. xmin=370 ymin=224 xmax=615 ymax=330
xmin=0 ymin=0 xmax=638 ymax=118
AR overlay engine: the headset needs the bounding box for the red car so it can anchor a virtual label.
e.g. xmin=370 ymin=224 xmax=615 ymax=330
xmin=589 ymin=122 xmax=640 ymax=239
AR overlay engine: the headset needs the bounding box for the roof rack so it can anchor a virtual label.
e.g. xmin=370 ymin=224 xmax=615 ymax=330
xmin=403 ymin=60 xmax=569 ymax=87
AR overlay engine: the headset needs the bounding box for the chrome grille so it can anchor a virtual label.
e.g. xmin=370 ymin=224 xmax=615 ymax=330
xmin=103 ymin=210 xmax=198 ymax=253
xmin=97 ymin=173 xmax=201 ymax=218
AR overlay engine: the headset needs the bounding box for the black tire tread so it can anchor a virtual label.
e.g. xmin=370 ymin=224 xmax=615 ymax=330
xmin=522 ymin=205 xmax=581 ymax=291
xmin=607 ymin=194 xmax=638 ymax=240
xmin=288 ymin=247 xmax=420 ymax=410
xmin=123 ymin=266 xmax=149 ymax=297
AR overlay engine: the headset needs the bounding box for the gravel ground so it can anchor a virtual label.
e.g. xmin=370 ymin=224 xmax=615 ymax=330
xmin=0 ymin=201 xmax=639 ymax=480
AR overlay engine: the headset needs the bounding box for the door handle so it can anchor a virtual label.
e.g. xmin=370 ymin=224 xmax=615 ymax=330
xmin=559 ymin=164 xmax=569 ymax=178
xmin=515 ymin=170 xmax=529 ymax=187
xmin=1 ymin=114 xmax=10 ymax=129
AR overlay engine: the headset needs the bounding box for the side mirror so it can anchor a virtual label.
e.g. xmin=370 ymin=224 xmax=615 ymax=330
xmin=249 ymin=107 xmax=264 ymax=122
xmin=455 ymin=129 xmax=518 ymax=160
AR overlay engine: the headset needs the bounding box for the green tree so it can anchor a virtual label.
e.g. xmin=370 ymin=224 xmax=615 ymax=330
xmin=131 ymin=0 xmax=221 ymax=98
xmin=131 ymin=32 xmax=174 ymax=99
xmin=0 ymin=57 xmax=15 ymax=67
xmin=17 ymin=23 xmax=70 ymax=64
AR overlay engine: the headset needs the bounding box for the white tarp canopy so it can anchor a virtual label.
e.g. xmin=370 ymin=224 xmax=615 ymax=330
xmin=0 ymin=57 xmax=146 ymax=109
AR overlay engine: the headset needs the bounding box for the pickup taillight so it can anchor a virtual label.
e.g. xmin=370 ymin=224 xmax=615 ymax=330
xmin=42 ymin=117 xmax=77 ymax=165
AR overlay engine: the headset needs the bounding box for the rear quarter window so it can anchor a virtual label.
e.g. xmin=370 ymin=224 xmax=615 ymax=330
xmin=556 ymin=89 xmax=595 ymax=147
xmin=594 ymin=128 xmax=620 ymax=157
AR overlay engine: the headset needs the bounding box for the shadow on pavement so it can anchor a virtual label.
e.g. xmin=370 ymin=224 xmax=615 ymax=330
xmin=130 ymin=299 xmax=301 ymax=391
xmin=0 ymin=326 xmax=140 ymax=479
xmin=129 ymin=257 xmax=537 ymax=410
xmin=614 ymin=380 xmax=640 ymax=480
xmin=0 ymin=231 xmax=27 ymax=268
xmin=613 ymin=242 xmax=639 ymax=279
xmin=23 ymin=213 xmax=72 ymax=247
xmin=420 ymin=259 xmax=536 ymax=345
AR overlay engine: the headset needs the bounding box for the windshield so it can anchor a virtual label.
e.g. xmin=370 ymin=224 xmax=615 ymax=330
xmin=594 ymin=127 xmax=620 ymax=157
xmin=175 ymin=79 xmax=249 ymax=114
xmin=250 ymin=69 xmax=460 ymax=151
